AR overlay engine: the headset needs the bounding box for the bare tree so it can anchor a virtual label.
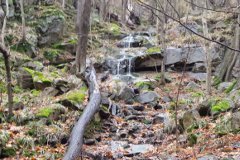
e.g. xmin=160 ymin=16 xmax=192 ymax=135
xmin=121 ymin=0 xmax=128 ymax=24
xmin=1 ymin=0 xmax=9 ymax=46
xmin=20 ymin=0 xmax=26 ymax=41
xmin=75 ymin=0 xmax=92 ymax=74
xmin=62 ymin=0 xmax=66 ymax=9
xmin=0 ymin=44 xmax=13 ymax=116
xmin=202 ymin=0 xmax=212 ymax=96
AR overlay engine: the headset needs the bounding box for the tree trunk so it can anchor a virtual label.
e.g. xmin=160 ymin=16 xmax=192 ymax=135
xmin=225 ymin=0 xmax=240 ymax=81
xmin=63 ymin=60 xmax=101 ymax=160
xmin=75 ymin=0 xmax=91 ymax=74
xmin=20 ymin=0 xmax=26 ymax=41
xmin=121 ymin=0 xmax=128 ymax=24
xmin=202 ymin=0 xmax=212 ymax=96
xmin=0 ymin=44 xmax=13 ymax=116
xmin=62 ymin=0 xmax=66 ymax=9
xmin=1 ymin=0 xmax=9 ymax=46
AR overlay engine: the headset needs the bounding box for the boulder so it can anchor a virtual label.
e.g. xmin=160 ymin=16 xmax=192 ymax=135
xmin=186 ymin=81 xmax=200 ymax=90
xmin=22 ymin=61 xmax=44 ymax=71
xmin=231 ymin=111 xmax=240 ymax=131
xmin=217 ymin=82 xmax=232 ymax=92
xmin=136 ymin=91 xmax=159 ymax=104
xmin=181 ymin=110 xmax=200 ymax=130
xmin=192 ymin=63 xmax=206 ymax=73
xmin=36 ymin=7 xmax=65 ymax=46
xmin=117 ymin=86 xmax=135 ymax=104
xmin=17 ymin=69 xmax=34 ymax=89
xmin=133 ymin=53 xmax=163 ymax=71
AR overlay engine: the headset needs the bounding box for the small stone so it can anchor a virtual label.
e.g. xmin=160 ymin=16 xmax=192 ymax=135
xmin=84 ymin=139 xmax=96 ymax=145
xmin=154 ymin=104 xmax=163 ymax=110
xmin=152 ymin=113 xmax=166 ymax=124
xmin=132 ymin=105 xmax=145 ymax=111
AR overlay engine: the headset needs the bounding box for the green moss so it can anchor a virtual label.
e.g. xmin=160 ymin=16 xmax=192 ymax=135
xmin=43 ymin=49 xmax=61 ymax=61
xmin=23 ymin=67 xmax=52 ymax=83
xmin=225 ymin=80 xmax=237 ymax=93
xmin=40 ymin=5 xmax=65 ymax=20
xmin=66 ymin=91 xmax=86 ymax=105
xmin=146 ymin=47 xmax=161 ymax=54
xmin=187 ymin=133 xmax=198 ymax=146
xmin=36 ymin=107 xmax=54 ymax=118
xmin=191 ymin=91 xmax=204 ymax=98
xmin=0 ymin=80 xmax=6 ymax=93
xmin=11 ymin=41 xmax=33 ymax=53
xmin=134 ymin=81 xmax=154 ymax=91
xmin=1 ymin=147 xmax=16 ymax=157
xmin=211 ymin=100 xmax=231 ymax=114
xmin=213 ymin=76 xmax=222 ymax=86
xmin=104 ymin=23 xmax=121 ymax=36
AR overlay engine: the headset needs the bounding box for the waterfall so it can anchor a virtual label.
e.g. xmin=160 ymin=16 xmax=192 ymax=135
xmin=128 ymin=34 xmax=134 ymax=48
xmin=128 ymin=57 xmax=132 ymax=75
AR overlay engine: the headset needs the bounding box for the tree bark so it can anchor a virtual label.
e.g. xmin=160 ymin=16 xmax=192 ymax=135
xmin=202 ymin=0 xmax=212 ymax=96
xmin=121 ymin=0 xmax=128 ymax=24
xmin=1 ymin=0 xmax=9 ymax=46
xmin=75 ymin=0 xmax=91 ymax=74
xmin=62 ymin=0 xmax=66 ymax=9
xmin=63 ymin=60 xmax=101 ymax=160
xmin=0 ymin=44 xmax=13 ymax=116
xmin=20 ymin=0 xmax=26 ymax=41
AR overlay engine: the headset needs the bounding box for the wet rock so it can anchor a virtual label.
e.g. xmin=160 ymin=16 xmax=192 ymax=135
xmin=136 ymin=91 xmax=160 ymax=104
xmin=197 ymin=155 xmax=218 ymax=160
xmin=84 ymin=139 xmax=96 ymax=145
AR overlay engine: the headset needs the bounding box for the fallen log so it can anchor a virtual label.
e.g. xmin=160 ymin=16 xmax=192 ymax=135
xmin=63 ymin=61 xmax=101 ymax=160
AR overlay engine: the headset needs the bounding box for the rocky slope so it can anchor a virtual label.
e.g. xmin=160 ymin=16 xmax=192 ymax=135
xmin=0 ymin=1 xmax=240 ymax=159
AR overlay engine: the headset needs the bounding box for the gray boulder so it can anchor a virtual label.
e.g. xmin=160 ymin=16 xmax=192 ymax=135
xmin=136 ymin=91 xmax=159 ymax=104
xmin=217 ymin=82 xmax=232 ymax=92
xmin=118 ymin=86 xmax=135 ymax=104
xmin=231 ymin=111 xmax=240 ymax=131
xmin=17 ymin=69 xmax=34 ymax=89
xmin=181 ymin=110 xmax=200 ymax=130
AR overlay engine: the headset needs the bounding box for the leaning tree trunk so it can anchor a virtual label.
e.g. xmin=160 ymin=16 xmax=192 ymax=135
xmin=0 ymin=44 xmax=13 ymax=116
xmin=75 ymin=0 xmax=91 ymax=74
xmin=63 ymin=60 xmax=101 ymax=160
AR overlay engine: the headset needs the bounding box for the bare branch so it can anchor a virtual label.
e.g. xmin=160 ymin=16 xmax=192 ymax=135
xmin=137 ymin=0 xmax=240 ymax=53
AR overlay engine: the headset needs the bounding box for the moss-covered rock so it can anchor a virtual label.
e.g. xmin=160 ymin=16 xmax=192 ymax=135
xmin=134 ymin=81 xmax=154 ymax=91
xmin=36 ymin=104 xmax=66 ymax=120
xmin=27 ymin=5 xmax=66 ymax=46
xmin=59 ymin=86 xmax=87 ymax=110
xmin=23 ymin=67 xmax=52 ymax=90
xmin=43 ymin=48 xmax=74 ymax=65
xmin=146 ymin=47 xmax=161 ymax=54
xmin=211 ymin=99 xmax=234 ymax=115
xmin=11 ymin=40 xmax=36 ymax=58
